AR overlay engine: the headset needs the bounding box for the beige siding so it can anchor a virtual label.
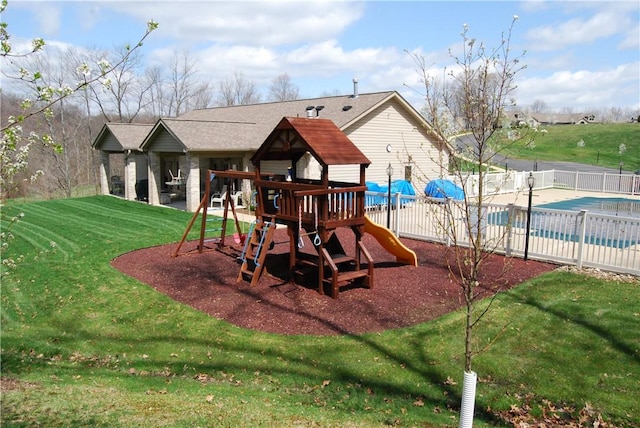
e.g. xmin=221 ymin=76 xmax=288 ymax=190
xmin=260 ymin=160 xmax=290 ymax=177
xmin=334 ymin=99 xmax=448 ymax=192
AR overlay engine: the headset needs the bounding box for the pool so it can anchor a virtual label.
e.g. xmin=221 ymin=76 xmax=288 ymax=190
xmin=487 ymin=196 xmax=640 ymax=249
xmin=537 ymin=197 xmax=640 ymax=219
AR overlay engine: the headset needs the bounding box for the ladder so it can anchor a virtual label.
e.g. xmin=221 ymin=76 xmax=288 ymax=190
xmin=237 ymin=219 xmax=276 ymax=287
xmin=201 ymin=215 xmax=225 ymax=248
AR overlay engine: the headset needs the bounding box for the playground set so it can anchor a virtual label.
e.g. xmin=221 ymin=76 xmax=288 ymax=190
xmin=174 ymin=116 xmax=417 ymax=298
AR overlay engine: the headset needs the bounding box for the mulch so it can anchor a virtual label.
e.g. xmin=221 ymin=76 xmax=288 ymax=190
xmin=111 ymin=228 xmax=556 ymax=336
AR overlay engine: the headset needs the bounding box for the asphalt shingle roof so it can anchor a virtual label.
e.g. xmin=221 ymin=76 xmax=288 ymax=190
xmin=97 ymin=91 xmax=444 ymax=154
xmin=170 ymin=91 xmax=396 ymax=151
xmin=156 ymin=119 xmax=257 ymax=151
xmin=94 ymin=123 xmax=154 ymax=150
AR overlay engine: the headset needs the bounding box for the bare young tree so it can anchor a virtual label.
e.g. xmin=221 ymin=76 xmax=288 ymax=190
xmin=268 ymin=72 xmax=300 ymax=101
xmin=24 ymin=48 xmax=87 ymax=198
xmin=0 ymin=0 xmax=158 ymax=201
xmin=87 ymin=46 xmax=153 ymax=123
xmin=144 ymin=55 xmax=212 ymax=118
xmin=408 ymin=16 xmax=527 ymax=424
xmin=530 ymin=99 xmax=547 ymax=114
xmin=215 ymin=71 xmax=262 ymax=106
xmin=144 ymin=65 xmax=167 ymax=117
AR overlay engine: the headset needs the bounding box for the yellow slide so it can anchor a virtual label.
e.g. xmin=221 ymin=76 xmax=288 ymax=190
xmin=364 ymin=216 xmax=418 ymax=266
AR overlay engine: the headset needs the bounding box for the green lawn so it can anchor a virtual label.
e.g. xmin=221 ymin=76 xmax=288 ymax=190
xmin=495 ymin=122 xmax=640 ymax=172
xmin=1 ymin=196 xmax=638 ymax=427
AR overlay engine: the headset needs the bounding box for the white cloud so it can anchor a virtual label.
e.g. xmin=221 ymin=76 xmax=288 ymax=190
xmin=519 ymin=0 xmax=550 ymax=14
xmin=516 ymin=62 xmax=640 ymax=110
xmin=284 ymin=40 xmax=399 ymax=74
xmin=7 ymin=0 xmax=637 ymax=111
xmin=618 ymin=22 xmax=640 ymax=50
xmin=20 ymin=2 xmax=62 ymax=37
xmin=77 ymin=4 xmax=103 ymax=32
xmin=527 ymin=11 xmax=618 ymax=51
xmin=526 ymin=2 xmax=639 ymax=52
xmin=108 ymin=1 xmax=365 ymax=47
xmin=195 ymin=44 xmax=279 ymax=80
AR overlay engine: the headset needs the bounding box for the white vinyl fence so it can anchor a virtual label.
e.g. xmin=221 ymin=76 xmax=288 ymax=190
xmin=445 ymin=169 xmax=640 ymax=197
xmin=366 ymin=170 xmax=640 ymax=275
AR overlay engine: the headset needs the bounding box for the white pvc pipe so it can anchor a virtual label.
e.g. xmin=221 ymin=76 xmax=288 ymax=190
xmin=459 ymin=370 xmax=477 ymax=428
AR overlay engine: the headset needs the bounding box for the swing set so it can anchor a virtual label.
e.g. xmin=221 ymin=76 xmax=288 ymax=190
xmin=172 ymin=117 xmax=416 ymax=298
xmin=172 ymin=169 xmax=254 ymax=258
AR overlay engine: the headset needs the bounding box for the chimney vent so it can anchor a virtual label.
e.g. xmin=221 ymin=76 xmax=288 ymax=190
xmin=305 ymin=106 xmax=315 ymax=119
xmin=315 ymin=106 xmax=324 ymax=117
xmin=352 ymin=77 xmax=359 ymax=98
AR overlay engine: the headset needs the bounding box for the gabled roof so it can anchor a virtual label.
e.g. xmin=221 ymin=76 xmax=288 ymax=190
xmin=92 ymin=122 xmax=154 ymax=151
xmin=180 ymin=91 xmax=395 ymax=129
xmin=140 ymin=118 xmax=257 ymax=152
xmin=251 ymin=117 xmax=370 ymax=166
xmin=96 ymin=91 xmax=449 ymax=154
xmin=169 ymin=91 xmax=445 ymax=153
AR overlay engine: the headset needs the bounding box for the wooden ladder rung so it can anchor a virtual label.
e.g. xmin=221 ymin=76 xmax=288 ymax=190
xmin=323 ymin=269 xmax=368 ymax=284
xmin=329 ymin=254 xmax=355 ymax=265
xmin=236 ymin=219 xmax=275 ymax=287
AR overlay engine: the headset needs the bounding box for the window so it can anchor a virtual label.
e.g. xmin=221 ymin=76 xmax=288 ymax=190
xmin=404 ymin=164 xmax=412 ymax=182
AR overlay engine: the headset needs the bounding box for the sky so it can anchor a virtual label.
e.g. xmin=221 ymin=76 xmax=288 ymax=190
xmin=3 ymin=0 xmax=639 ymax=114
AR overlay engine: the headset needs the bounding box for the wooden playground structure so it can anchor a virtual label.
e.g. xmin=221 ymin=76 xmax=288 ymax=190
xmin=174 ymin=116 xmax=416 ymax=298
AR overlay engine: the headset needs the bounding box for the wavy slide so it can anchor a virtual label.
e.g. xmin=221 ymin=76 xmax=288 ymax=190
xmin=364 ymin=216 xmax=418 ymax=266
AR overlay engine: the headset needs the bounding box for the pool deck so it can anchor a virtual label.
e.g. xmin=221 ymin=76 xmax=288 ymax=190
xmin=484 ymin=188 xmax=640 ymax=208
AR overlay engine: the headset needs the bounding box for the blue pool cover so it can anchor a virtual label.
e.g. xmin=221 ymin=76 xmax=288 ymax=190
xmin=366 ymin=180 xmax=416 ymax=206
xmin=424 ymin=179 xmax=465 ymax=200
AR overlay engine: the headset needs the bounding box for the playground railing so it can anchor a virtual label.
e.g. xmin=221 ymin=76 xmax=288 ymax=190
xmin=295 ymin=186 xmax=367 ymax=229
xmin=253 ymin=179 xmax=367 ymax=229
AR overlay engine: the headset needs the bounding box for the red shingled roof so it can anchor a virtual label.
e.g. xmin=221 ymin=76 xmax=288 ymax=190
xmin=251 ymin=117 xmax=371 ymax=167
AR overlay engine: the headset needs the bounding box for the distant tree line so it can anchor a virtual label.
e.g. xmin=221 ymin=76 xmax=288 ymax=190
xmin=2 ymin=36 xmax=301 ymax=199
xmin=3 ymin=4 xmax=636 ymax=202
xmin=524 ymin=99 xmax=639 ymax=123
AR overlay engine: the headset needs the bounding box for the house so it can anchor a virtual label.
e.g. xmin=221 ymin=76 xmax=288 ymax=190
xmin=509 ymin=112 xmax=597 ymax=128
xmin=91 ymin=123 xmax=153 ymax=200
xmin=92 ymin=87 xmax=451 ymax=212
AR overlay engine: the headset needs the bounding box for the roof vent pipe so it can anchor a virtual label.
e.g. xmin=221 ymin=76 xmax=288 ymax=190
xmin=352 ymin=77 xmax=359 ymax=98
xmin=305 ymin=106 xmax=315 ymax=119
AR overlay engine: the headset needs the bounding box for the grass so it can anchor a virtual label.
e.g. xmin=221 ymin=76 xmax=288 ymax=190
xmin=1 ymin=196 xmax=639 ymax=427
xmin=495 ymin=123 xmax=640 ymax=172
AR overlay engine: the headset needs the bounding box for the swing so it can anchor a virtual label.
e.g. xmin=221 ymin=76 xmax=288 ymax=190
xmin=297 ymin=199 xmax=322 ymax=249
xmin=233 ymin=226 xmax=245 ymax=245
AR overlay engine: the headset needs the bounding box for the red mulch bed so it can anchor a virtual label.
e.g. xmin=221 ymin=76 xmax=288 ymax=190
xmin=111 ymin=228 xmax=556 ymax=336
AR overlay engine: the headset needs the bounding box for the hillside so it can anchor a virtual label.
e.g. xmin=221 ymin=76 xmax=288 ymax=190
xmin=495 ymin=123 xmax=639 ymax=172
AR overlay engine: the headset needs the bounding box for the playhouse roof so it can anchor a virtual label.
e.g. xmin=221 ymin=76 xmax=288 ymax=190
xmin=251 ymin=117 xmax=371 ymax=167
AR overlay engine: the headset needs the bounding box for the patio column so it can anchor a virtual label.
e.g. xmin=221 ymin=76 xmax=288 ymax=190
xmin=124 ymin=151 xmax=137 ymax=201
xmin=185 ymin=153 xmax=200 ymax=212
xmin=99 ymin=151 xmax=110 ymax=195
xmin=147 ymin=151 xmax=162 ymax=206
xmin=241 ymin=154 xmax=254 ymax=203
